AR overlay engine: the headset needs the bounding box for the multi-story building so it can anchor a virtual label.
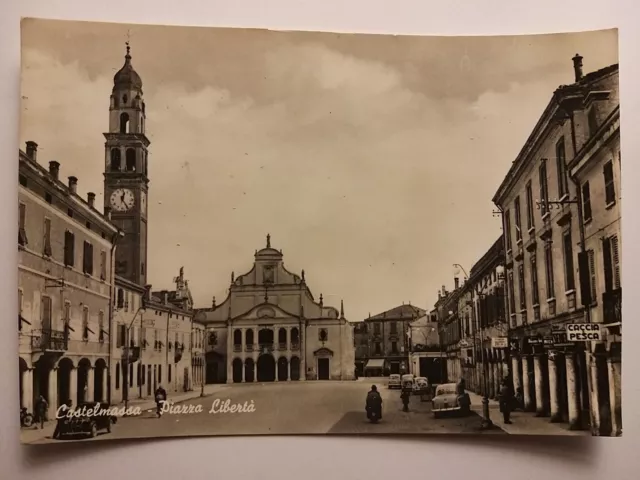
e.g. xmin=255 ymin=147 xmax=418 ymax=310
xmin=18 ymin=142 xmax=119 ymax=421
xmin=194 ymin=235 xmax=355 ymax=383
xmin=353 ymin=321 xmax=369 ymax=377
xmin=104 ymin=45 xmax=197 ymax=403
xmin=433 ymin=281 xmax=463 ymax=384
xmin=567 ymin=58 xmax=621 ymax=436
xmin=493 ymin=54 xmax=619 ymax=435
xmin=407 ymin=313 xmax=442 ymax=382
xmin=466 ymin=237 xmax=508 ymax=399
xmin=359 ymin=304 xmax=425 ymax=377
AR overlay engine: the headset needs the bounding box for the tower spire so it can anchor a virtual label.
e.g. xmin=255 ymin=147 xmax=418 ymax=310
xmin=340 ymin=299 xmax=345 ymax=318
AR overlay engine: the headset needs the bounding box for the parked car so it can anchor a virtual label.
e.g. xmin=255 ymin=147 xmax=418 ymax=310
xmin=56 ymin=402 xmax=117 ymax=439
xmin=401 ymin=374 xmax=415 ymax=391
xmin=388 ymin=374 xmax=402 ymax=389
xmin=431 ymin=383 xmax=471 ymax=418
xmin=413 ymin=377 xmax=430 ymax=395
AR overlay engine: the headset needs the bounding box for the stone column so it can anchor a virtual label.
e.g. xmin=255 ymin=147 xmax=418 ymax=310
xmin=48 ymin=367 xmax=58 ymax=420
xmin=488 ymin=355 xmax=495 ymax=398
xmin=22 ymin=368 xmax=34 ymax=412
xmin=493 ymin=360 xmax=500 ymax=396
xmin=548 ymin=352 xmax=561 ymax=422
xmin=522 ymin=356 xmax=534 ymax=412
xmin=565 ymin=353 xmax=581 ymax=430
xmin=287 ymin=357 xmax=291 ymax=381
xmin=533 ymin=355 xmax=545 ymax=416
xmin=87 ymin=367 xmax=95 ymax=402
xmin=300 ymin=324 xmax=307 ymax=381
xmin=588 ymin=352 xmax=601 ymax=434
xmin=511 ymin=356 xmax=521 ymax=394
xmin=608 ymin=356 xmax=622 ymax=437
xmin=226 ymin=324 xmax=233 ymax=384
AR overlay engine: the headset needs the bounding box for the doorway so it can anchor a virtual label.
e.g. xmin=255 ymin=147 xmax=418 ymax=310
xmin=257 ymin=355 xmax=276 ymax=382
xmin=318 ymin=358 xmax=330 ymax=380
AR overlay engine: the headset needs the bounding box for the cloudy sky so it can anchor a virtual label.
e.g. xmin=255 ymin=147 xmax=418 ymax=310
xmin=19 ymin=19 xmax=618 ymax=321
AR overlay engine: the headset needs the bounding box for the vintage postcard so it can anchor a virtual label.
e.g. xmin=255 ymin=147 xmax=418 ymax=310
xmin=17 ymin=18 xmax=621 ymax=444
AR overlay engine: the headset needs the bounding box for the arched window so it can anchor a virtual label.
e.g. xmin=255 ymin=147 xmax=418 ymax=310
xmin=233 ymin=329 xmax=242 ymax=346
xmin=144 ymin=151 xmax=148 ymax=176
xmin=110 ymin=148 xmax=121 ymax=171
xmin=126 ymin=148 xmax=136 ymax=171
xmin=122 ymin=94 xmax=128 ymax=105
xmin=117 ymin=288 xmax=124 ymax=309
xmin=120 ymin=112 xmax=130 ymax=134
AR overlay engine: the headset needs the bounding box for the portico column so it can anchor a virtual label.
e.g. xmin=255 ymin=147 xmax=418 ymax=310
xmin=493 ymin=357 xmax=500 ymax=395
xmin=87 ymin=367 xmax=95 ymax=402
xmin=522 ymin=355 xmax=534 ymax=412
xmin=287 ymin=357 xmax=291 ymax=381
xmin=241 ymin=328 xmax=247 ymax=383
xmin=608 ymin=355 xmax=622 ymax=437
xmin=102 ymin=367 xmax=108 ymax=402
xmin=48 ymin=367 xmax=58 ymax=420
xmin=226 ymin=324 xmax=233 ymax=384
xmin=22 ymin=368 xmax=34 ymax=412
xmin=565 ymin=353 xmax=581 ymax=430
xmin=488 ymin=354 xmax=495 ymax=398
xmin=533 ymin=355 xmax=545 ymax=416
xmin=511 ymin=356 xmax=521 ymax=394
xmin=300 ymin=324 xmax=306 ymax=381
xmin=548 ymin=352 xmax=561 ymax=422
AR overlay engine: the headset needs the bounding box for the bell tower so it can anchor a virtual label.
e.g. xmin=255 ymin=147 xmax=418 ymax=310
xmin=103 ymin=43 xmax=150 ymax=286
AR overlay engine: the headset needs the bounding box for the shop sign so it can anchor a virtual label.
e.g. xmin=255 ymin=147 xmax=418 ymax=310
xmin=527 ymin=336 xmax=543 ymax=346
xmin=566 ymin=323 xmax=601 ymax=341
xmin=491 ymin=337 xmax=508 ymax=349
xmin=543 ymin=336 xmax=554 ymax=347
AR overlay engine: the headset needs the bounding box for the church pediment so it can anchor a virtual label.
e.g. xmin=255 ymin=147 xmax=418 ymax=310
xmin=236 ymin=303 xmax=299 ymax=322
xmin=313 ymin=347 xmax=334 ymax=357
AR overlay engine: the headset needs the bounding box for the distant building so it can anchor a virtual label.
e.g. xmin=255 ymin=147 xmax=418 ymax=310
xmin=18 ymin=142 xmax=118 ymax=421
xmin=194 ymin=235 xmax=355 ymax=383
xmin=357 ymin=304 xmax=426 ymax=377
xmin=407 ymin=313 xmax=441 ymax=381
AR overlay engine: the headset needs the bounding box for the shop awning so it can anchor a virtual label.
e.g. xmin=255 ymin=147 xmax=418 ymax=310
xmin=364 ymin=359 xmax=385 ymax=369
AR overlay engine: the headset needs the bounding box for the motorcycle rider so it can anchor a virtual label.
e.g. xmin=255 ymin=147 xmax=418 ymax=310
xmin=365 ymin=385 xmax=383 ymax=422
xmin=155 ymin=385 xmax=167 ymax=417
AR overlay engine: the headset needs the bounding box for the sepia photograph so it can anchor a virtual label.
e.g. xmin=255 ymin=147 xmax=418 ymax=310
xmin=17 ymin=18 xmax=621 ymax=444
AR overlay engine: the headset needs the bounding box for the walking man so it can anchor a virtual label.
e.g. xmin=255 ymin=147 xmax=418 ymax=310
xmin=499 ymin=379 xmax=513 ymax=424
xmin=35 ymin=394 xmax=48 ymax=429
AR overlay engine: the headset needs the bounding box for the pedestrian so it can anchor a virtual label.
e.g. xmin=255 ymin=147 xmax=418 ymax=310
xmin=34 ymin=394 xmax=48 ymax=429
xmin=155 ymin=385 xmax=167 ymax=417
xmin=400 ymin=386 xmax=411 ymax=412
xmin=499 ymin=379 xmax=513 ymax=424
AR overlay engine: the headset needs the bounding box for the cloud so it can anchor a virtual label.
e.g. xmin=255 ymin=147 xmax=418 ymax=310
xmin=19 ymin=26 xmax=618 ymax=322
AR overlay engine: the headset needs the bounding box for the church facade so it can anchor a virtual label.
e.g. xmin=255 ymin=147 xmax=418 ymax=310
xmin=194 ymin=235 xmax=356 ymax=383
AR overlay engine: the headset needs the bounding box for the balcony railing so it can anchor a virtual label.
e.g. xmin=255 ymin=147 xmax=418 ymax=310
xmin=258 ymin=343 xmax=274 ymax=353
xmin=603 ymin=288 xmax=622 ymax=325
xmin=290 ymin=342 xmax=300 ymax=351
xmin=278 ymin=342 xmax=287 ymax=351
xmin=245 ymin=344 xmax=254 ymax=352
xmin=233 ymin=344 xmax=242 ymax=352
xmin=31 ymin=329 xmax=68 ymax=352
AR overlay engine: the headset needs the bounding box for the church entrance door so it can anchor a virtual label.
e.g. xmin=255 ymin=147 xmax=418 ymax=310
xmin=318 ymin=358 xmax=330 ymax=380
xmin=257 ymin=354 xmax=276 ymax=382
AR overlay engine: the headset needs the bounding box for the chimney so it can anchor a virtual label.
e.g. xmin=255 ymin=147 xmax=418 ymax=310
xmin=87 ymin=192 xmax=96 ymax=208
xmin=25 ymin=141 xmax=38 ymax=162
xmin=68 ymin=176 xmax=78 ymax=194
xmin=48 ymin=161 xmax=60 ymax=180
xmin=454 ymin=277 xmax=460 ymax=290
xmin=163 ymin=291 xmax=169 ymax=305
xmin=442 ymin=285 xmax=446 ymax=296
xmin=572 ymin=53 xmax=584 ymax=82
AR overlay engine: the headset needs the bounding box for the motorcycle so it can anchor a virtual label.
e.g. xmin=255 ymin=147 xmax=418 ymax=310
xmin=366 ymin=405 xmax=381 ymax=423
xmin=20 ymin=407 xmax=34 ymax=428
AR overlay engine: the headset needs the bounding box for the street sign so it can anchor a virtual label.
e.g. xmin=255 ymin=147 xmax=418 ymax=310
xmin=491 ymin=337 xmax=508 ymax=349
xmin=566 ymin=323 xmax=601 ymax=341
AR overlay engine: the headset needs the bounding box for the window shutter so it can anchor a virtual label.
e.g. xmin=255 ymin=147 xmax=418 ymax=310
xmin=611 ymin=236 xmax=621 ymax=289
xmin=578 ymin=251 xmax=592 ymax=306
xmin=588 ymin=250 xmax=597 ymax=302
xmin=602 ymin=237 xmax=613 ymax=292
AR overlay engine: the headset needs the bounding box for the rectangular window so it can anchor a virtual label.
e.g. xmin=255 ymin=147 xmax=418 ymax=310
xmin=391 ymin=341 xmax=398 ymax=354
xmin=525 ymin=181 xmax=535 ymax=230
xmin=545 ymin=242 xmax=555 ymax=300
xmin=64 ymin=302 xmax=71 ymax=330
xmin=98 ymin=311 xmax=105 ymax=343
xmin=64 ymin=230 xmax=75 ymax=267
xmin=505 ymin=209 xmax=512 ymax=251
xmin=390 ymin=321 xmax=397 ymax=334
xmin=41 ymin=296 xmax=52 ymax=331
xmin=603 ymin=160 xmax=616 ymax=206
xmin=508 ymin=271 xmax=516 ymax=314
xmin=539 ymin=160 xmax=549 ymax=216
xmin=563 ymin=231 xmax=576 ymax=291
xmin=530 ymin=255 xmax=539 ymax=305
xmin=602 ymin=236 xmax=621 ymax=292
xmin=83 ymin=241 xmax=94 ymax=275
xmin=43 ymin=218 xmax=52 ymax=256
xmin=556 ymin=138 xmax=568 ymax=198
xmin=588 ymin=249 xmax=597 ymax=303
xmin=100 ymin=250 xmax=107 ymax=280
xmin=82 ymin=307 xmax=89 ymax=341
xmin=518 ymin=264 xmax=526 ymax=310
xmin=514 ymin=197 xmax=522 ymax=242
xmin=375 ymin=342 xmax=381 ymax=354
xmin=374 ymin=322 xmax=381 ymax=335
xmin=18 ymin=203 xmax=28 ymax=246
xmin=582 ymin=182 xmax=592 ymax=222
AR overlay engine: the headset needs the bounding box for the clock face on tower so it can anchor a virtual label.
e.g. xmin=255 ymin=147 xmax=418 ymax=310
xmin=110 ymin=188 xmax=135 ymax=212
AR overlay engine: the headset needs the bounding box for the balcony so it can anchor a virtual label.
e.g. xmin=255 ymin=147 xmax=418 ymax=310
xmin=290 ymin=342 xmax=300 ymax=351
xmin=278 ymin=342 xmax=287 ymax=351
xmin=602 ymin=288 xmax=622 ymax=325
xmin=31 ymin=329 xmax=68 ymax=352
xmin=258 ymin=343 xmax=274 ymax=354
xmin=245 ymin=344 xmax=254 ymax=352
xmin=233 ymin=344 xmax=242 ymax=352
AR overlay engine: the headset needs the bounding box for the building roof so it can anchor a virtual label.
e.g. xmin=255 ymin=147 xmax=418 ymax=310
xmin=367 ymin=304 xmax=426 ymax=321
xmin=113 ymin=44 xmax=143 ymax=91
xmin=469 ymin=236 xmax=504 ymax=282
